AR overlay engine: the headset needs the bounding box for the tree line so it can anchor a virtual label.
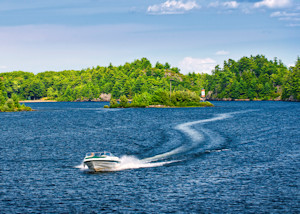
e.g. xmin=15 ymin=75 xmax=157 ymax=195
xmin=0 ymin=55 xmax=299 ymax=103
xmin=108 ymin=91 xmax=214 ymax=108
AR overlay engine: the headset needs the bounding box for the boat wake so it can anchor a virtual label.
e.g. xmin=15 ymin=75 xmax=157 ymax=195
xmin=138 ymin=111 xmax=254 ymax=165
xmin=175 ymin=113 xmax=231 ymax=142
xmin=76 ymin=110 xmax=254 ymax=172
xmin=114 ymin=156 xmax=177 ymax=171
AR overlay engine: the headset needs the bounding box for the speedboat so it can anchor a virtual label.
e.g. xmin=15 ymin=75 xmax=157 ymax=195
xmin=83 ymin=152 xmax=120 ymax=172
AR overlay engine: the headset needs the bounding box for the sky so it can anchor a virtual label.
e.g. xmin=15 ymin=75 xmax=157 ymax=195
xmin=0 ymin=0 xmax=299 ymax=74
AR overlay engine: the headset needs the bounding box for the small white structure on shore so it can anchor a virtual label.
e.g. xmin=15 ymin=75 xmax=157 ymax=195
xmin=201 ymin=89 xmax=205 ymax=101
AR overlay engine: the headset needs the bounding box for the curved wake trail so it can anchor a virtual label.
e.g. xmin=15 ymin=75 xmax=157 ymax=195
xmin=142 ymin=110 xmax=253 ymax=163
xmin=142 ymin=147 xmax=184 ymax=162
xmin=77 ymin=110 xmax=253 ymax=172
xmin=144 ymin=113 xmax=233 ymax=162
xmin=175 ymin=113 xmax=231 ymax=142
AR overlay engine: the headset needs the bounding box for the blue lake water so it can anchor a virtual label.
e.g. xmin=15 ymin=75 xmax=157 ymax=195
xmin=1 ymin=101 xmax=299 ymax=213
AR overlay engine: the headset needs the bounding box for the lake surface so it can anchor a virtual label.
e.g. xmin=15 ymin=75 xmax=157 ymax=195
xmin=1 ymin=101 xmax=299 ymax=213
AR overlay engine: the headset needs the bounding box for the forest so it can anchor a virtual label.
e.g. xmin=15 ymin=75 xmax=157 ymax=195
xmin=0 ymin=55 xmax=299 ymax=105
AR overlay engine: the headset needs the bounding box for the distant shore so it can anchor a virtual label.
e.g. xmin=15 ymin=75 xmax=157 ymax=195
xmin=20 ymin=99 xmax=57 ymax=103
xmin=18 ymin=98 xmax=298 ymax=103
xmin=206 ymin=98 xmax=298 ymax=102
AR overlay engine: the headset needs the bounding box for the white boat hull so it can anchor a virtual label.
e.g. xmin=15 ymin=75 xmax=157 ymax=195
xmin=84 ymin=159 xmax=120 ymax=172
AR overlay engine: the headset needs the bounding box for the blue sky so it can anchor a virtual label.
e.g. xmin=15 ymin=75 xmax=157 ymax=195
xmin=0 ymin=0 xmax=299 ymax=74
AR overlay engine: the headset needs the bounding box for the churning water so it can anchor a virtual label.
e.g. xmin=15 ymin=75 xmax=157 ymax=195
xmin=0 ymin=101 xmax=299 ymax=213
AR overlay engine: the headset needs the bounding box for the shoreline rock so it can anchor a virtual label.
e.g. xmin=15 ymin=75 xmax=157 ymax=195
xmin=73 ymin=93 xmax=112 ymax=102
xmin=20 ymin=100 xmax=57 ymax=103
xmin=147 ymin=105 xmax=168 ymax=108
xmin=207 ymin=98 xmax=299 ymax=102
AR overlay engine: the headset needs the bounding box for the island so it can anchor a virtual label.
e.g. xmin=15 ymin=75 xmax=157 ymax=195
xmin=105 ymin=90 xmax=214 ymax=108
xmin=0 ymin=95 xmax=32 ymax=112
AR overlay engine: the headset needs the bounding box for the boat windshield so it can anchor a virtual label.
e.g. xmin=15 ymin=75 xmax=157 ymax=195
xmin=85 ymin=152 xmax=114 ymax=158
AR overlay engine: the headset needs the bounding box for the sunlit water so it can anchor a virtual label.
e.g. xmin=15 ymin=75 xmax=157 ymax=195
xmin=1 ymin=101 xmax=299 ymax=213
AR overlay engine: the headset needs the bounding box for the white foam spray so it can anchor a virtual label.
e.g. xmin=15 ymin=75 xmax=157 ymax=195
xmin=175 ymin=113 xmax=232 ymax=142
xmin=142 ymin=146 xmax=185 ymax=162
xmin=113 ymin=155 xmax=177 ymax=171
xmin=75 ymin=162 xmax=88 ymax=170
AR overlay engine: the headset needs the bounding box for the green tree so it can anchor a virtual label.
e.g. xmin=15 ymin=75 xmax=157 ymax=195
xmin=29 ymin=80 xmax=45 ymax=99
xmin=0 ymin=95 xmax=5 ymax=106
xmin=109 ymin=98 xmax=118 ymax=108
xmin=62 ymin=86 xmax=74 ymax=101
xmin=6 ymin=99 xmax=15 ymax=110
xmin=230 ymin=80 xmax=241 ymax=99
xmin=132 ymin=92 xmax=152 ymax=107
xmin=12 ymin=94 xmax=21 ymax=108
xmin=152 ymin=89 xmax=170 ymax=105
xmin=119 ymin=95 xmax=129 ymax=107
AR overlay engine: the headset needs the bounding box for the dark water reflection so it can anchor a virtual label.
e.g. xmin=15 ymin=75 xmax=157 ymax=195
xmin=1 ymin=101 xmax=299 ymax=213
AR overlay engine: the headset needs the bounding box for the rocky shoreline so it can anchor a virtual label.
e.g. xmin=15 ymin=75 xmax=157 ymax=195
xmin=205 ymin=91 xmax=299 ymax=102
xmin=20 ymin=100 xmax=57 ymax=103
xmin=206 ymin=98 xmax=298 ymax=102
xmin=20 ymin=93 xmax=299 ymax=103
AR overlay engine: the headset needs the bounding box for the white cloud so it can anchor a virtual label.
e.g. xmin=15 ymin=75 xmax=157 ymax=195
xmin=208 ymin=2 xmax=219 ymax=8
xmin=216 ymin=50 xmax=230 ymax=55
xmin=287 ymin=23 xmax=300 ymax=27
xmin=178 ymin=57 xmax=216 ymax=74
xmin=147 ymin=0 xmax=200 ymax=15
xmin=270 ymin=10 xmax=300 ymax=24
xmin=254 ymin=0 xmax=292 ymax=8
xmin=223 ymin=1 xmax=239 ymax=9
xmin=208 ymin=1 xmax=239 ymax=9
xmin=271 ymin=11 xmax=300 ymax=17
xmin=0 ymin=65 xmax=8 ymax=69
xmin=281 ymin=17 xmax=300 ymax=21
